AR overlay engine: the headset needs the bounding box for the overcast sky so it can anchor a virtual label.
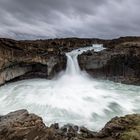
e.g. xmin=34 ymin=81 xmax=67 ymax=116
xmin=0 ymin=0 xmax=140 ymax=39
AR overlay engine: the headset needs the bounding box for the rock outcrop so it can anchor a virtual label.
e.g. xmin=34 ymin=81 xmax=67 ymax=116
xmin=78 ymin=38 xmax=140 ymax=85
xmin=98 ymin=114 xmax=140 ymax=140
xmin=0 ymin=109 xmax=140 ymax=140
xmin=0 ymin=38 xmax=67 ymax=85
xmin=0 ymin=110 xmax=47 ymax=140
xmin=0 ymin=37 xmax=140 ymax=85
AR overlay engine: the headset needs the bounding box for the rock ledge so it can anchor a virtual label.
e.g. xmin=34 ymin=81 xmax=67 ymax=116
xmin=0 ymin=110 xmax=140 ymax=140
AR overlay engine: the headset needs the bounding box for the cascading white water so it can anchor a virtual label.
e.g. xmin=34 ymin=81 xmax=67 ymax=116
xmin=65 ymin=45 xmax=105 ymax=75
xmin=0 ymin=45 xmax=140 ymax=131
xmin=65 ymin=45 xmax=100 ymax=75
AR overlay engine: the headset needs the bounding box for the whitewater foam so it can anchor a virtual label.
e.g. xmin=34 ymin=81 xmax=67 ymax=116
xmin=0 ymin=45 xmax=140 ymax=130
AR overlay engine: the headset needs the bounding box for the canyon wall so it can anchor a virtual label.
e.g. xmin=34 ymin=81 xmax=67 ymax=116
xmin=0 ymin=37 xmax=140 ymax=85
xmin=78 ymin=38 xmax=140 ymax=85
xmin=0 ymin=38 xmax=67 ymax=85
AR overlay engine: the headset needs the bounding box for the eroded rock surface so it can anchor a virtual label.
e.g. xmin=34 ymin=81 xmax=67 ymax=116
xmin=0 ymin=38 xmax=67 ymax=85
xmin=0 ymin=110 xmax=47 ymax=140
xmin=0 ymin=110 xmax=139 ymax=140
xmin=0 ymin=37 xmax=140 ymax=85
xmin=78 ymin=38 xmax=140 ymax=85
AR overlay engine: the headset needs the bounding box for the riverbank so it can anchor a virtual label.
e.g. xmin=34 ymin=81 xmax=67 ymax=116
xmin=0 ymin=109 xmax=140 ymax=140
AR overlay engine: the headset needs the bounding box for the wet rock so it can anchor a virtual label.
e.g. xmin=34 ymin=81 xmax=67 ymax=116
xmin=73 ymin=125 xmax=79 ymax=132
xmin=59 ymin=124 xmax=79 ymax=138
xmin=78 ymin=43 xmax=140 ymax=85
xmin=80 ymin=127 xmax=97 ymax=138
xmin=0 ymin=110 xmax=140 ymax=140
xmin=50 ymin=123 xmax=59 ymax=129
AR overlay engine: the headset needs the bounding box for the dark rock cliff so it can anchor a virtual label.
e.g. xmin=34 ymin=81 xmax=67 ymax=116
xmin=0 ymin=38 xmax=67 ymax=85
xmin=0 ymin=36 xmax=140 ymax=85
xmin=78 ymin=37 xmax=140 ymax=85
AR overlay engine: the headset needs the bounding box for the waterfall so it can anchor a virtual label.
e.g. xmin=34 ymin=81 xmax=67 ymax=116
xmin=0 ymin=45 xmax=139 ymax=131
xmin=65 ymin=44 xmax=104 ymax=75
xmin=65 ymin=54 xmax=80 ymax=75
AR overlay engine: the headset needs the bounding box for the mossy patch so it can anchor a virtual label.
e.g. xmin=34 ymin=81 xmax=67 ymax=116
xmin=119 ymin=115 xmax=140 ymax=140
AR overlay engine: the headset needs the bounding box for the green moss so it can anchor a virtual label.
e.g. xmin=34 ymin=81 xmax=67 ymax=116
xmin=120 ymin=130 xmax=140 ymax=140
xmin=119 ymin=116 xmax=140 ymax=140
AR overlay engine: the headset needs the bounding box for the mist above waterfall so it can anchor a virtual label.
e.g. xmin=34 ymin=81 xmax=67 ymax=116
xmin=0 ymin=45 xmax=140 ymax=130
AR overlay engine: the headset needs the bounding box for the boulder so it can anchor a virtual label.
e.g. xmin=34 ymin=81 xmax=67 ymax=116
xmin=0 ymin=109 xmax=47 ymax=140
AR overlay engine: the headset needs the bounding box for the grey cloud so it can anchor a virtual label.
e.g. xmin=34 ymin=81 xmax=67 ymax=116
xmin=0 ymin=0 xmax=140 ymax=39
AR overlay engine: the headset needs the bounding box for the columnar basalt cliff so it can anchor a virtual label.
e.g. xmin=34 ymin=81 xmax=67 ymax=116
xmin=0 ymin=109 xmax=140 ymax=140
xmin=78 ymin=38 xmax=140 ymax=85
xmin=0 ymin=37 xmax=140 ymax=85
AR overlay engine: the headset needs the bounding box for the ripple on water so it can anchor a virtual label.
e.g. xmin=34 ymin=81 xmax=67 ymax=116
xmin=0 ymin=78 xmax=140 ymax=131
xmin=0 ymin=45 xmax=140 ymax=130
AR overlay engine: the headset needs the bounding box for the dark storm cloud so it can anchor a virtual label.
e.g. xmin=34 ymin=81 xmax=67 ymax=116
xmin=0 ymin=0 xmax=140 ymax=39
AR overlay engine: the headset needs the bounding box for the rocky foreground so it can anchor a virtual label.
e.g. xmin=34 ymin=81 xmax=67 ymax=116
xmin=0 ymin=109 xmax=139 ymax=140
xmin=0 ymin=36 xmax=140 ymax=85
